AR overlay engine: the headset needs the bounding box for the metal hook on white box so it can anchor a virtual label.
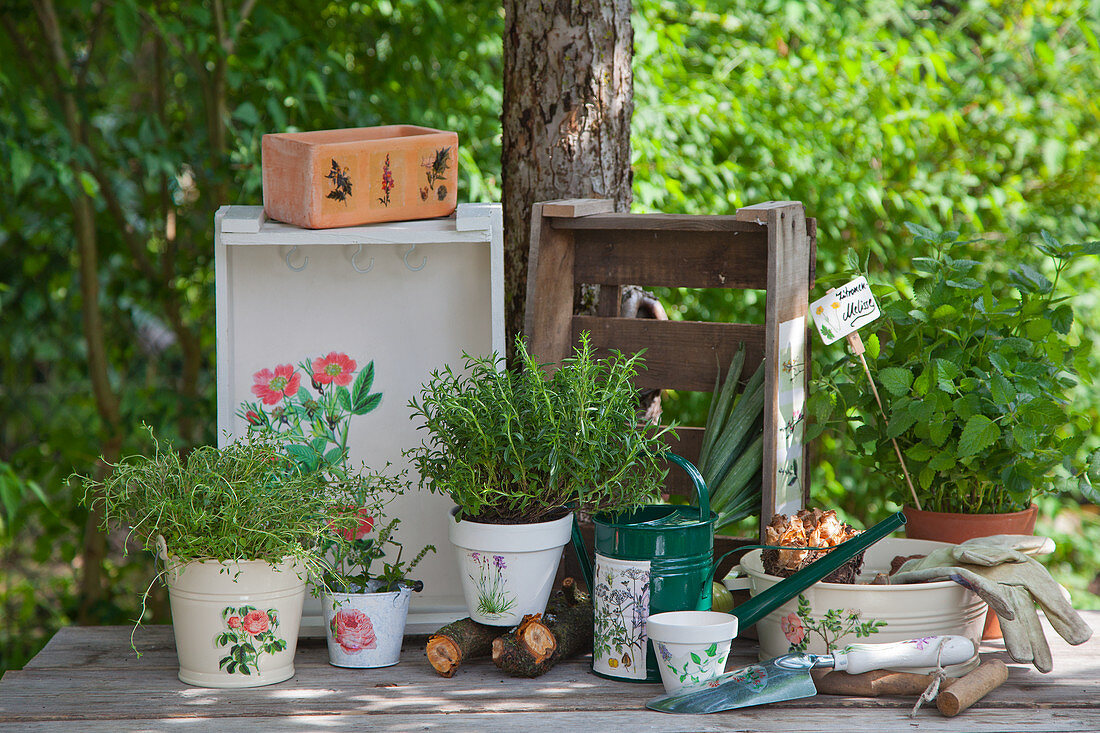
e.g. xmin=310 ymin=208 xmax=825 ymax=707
xmin=285 ymin=246 xmax=308 ymax=272
xmin=403 ymin=244 xmax=427 ymax=271
xmin=351 ymin=244 xmax=374 ymax=274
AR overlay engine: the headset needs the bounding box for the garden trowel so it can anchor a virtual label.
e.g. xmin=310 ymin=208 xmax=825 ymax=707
xmin=646 ymin=635 xmax=975 ymax=714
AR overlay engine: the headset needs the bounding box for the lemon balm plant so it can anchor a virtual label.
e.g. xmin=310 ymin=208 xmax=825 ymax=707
xmin=406 ymin=333 xmax=672 ymax=624
xmin=808 ymin=226 xmax=1100 ymax=517
xmin=76 ymin=429 xmax=370 ymax=687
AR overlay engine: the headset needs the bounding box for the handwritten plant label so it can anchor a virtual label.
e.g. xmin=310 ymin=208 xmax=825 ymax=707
xmin=809 ymin=276 xmax=880 ymax=345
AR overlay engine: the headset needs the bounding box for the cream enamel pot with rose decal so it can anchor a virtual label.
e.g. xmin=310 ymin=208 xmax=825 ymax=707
xmin=160 ymin=538 xmax=307 ymax=688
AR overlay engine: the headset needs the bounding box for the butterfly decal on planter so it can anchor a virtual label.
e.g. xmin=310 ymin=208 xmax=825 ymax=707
xmin=217 ymin=605 xmax=286 ymax=675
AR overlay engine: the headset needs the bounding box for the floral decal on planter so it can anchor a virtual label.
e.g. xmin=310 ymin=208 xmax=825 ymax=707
xmin=420 ymin=146 xmax=452 ymax=193
xmin=378 ymin=154 xmax=395 ymax=207
xmin=729 ymin=664 xmax=768 ymax=692
xmin=217 ymin=605 xmax=286 ymax=675
xmin=325 ymin=158 xmax=353 ymax=204
xmin=785 ymin=594 xmax=885 ymax=653
xmin=251 ymin=364 xmax=301 ymax=405
xmin=657 ymin=641 xmax=729 ymax=687
xmin=468 ymin=552 xmax=515 ymax=619
xmin=237 ymin=351 xmax=382 ymax=475
xmin=592 ymin=556 xmax=650 ymax=679
xmin=330 ymin=608 xmax=377 ymax=653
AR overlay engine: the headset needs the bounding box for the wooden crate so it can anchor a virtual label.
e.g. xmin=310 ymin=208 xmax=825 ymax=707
xmin=525 ymin=199 xmax=816 ymax=573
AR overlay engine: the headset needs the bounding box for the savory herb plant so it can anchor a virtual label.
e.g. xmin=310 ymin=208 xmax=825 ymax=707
xmin=406 ymin=333 xmax=672 ymax=522
xmin=808 ymin=226 xmax=1100 ymax=513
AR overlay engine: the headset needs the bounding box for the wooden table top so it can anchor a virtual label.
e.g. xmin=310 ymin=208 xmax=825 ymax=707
xmin=1 ymin=612 xmax=1098 ymax=732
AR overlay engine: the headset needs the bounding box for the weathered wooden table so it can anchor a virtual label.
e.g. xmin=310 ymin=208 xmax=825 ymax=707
xmin=1 ymin=612 xmax=1097 ymax=732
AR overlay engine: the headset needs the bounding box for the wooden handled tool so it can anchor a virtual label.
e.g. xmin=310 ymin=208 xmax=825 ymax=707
xmin=814 ymin=669 xmax=935 ymax=697
xmin=936 ymin=660 xmax=1009 ymax=717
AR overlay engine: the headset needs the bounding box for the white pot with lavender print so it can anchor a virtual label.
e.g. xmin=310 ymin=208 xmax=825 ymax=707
xmin=447 ymin=508 xmax=574 ymax=626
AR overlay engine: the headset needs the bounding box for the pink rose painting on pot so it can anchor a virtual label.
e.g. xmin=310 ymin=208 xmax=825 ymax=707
xmin=332 ymin=608 xmax=377 ymax=653
xmin=216 ymin=605 xmax=287 ymax=676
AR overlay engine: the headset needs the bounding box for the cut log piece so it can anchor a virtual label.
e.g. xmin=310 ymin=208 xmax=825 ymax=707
xmin=426 ymin=618 xmax=499 ymax=678
xmin=492 ymin=578 xmax=594 ymax=678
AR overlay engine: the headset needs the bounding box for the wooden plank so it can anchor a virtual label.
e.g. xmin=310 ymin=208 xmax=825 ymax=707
xmin=572 ymin=228 xmax=768 ymax=289
xmin=735 ymin=200 xmax=805 ymax=223
xmin=760 ymin=203 xmax=811 ymax=538
xmin=525 ymin=202 xmax=576 ymax=366
xmin=9 ymin=709 xmax=1100 ymax=733
xmin=552 ymin=213 xmax=766 ymax=233
xmin=3 ymin=616 xmax=1097 ymax=730
xmin=219 ymin=205 xmax=266 ymax=233
xmin=571 ymin=316 xmax=765 ymax=393
xmin=596 ymin=285 xmax=621 ymax=317
xmin=540 ymin=198 xmax=615 ymax=218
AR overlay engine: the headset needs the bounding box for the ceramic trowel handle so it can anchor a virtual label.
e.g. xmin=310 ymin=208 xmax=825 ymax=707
xmin=835 ymin=636 xmax=976 ymax=674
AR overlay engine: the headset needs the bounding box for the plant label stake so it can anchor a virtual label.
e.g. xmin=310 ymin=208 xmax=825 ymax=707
xmin=809 ymin=277 xmax=921 ymax=510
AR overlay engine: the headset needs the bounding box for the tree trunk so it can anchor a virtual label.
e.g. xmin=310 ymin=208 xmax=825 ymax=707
xmin=502 ymin=0 xmax=634 ymax=349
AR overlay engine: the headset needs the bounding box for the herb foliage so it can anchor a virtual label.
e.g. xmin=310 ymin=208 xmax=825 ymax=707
xmin=406 ymin=333 xmax=672 ymax=522
xmin=808 ymin=227 xmax=1100 ymax=513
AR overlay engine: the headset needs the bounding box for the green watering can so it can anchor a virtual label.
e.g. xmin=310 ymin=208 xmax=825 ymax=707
xmin=571 ymin=454 xmax=905 ymax=683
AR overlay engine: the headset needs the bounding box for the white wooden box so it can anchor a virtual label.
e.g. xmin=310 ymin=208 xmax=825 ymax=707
xmin=215 ymin=203 xmax=504 ymax=633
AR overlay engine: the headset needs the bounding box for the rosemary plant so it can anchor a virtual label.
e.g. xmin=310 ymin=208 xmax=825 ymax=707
xmin=406 ymin=333 xmax=673 ymax=523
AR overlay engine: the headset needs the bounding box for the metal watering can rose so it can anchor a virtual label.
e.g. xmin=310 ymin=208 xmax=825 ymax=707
xmin=572 ymin=455 xmax=906 ymax=683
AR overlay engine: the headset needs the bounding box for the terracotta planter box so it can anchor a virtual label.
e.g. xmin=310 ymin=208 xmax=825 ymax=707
xmin=262 ymin=125 xmax=459 ymax=229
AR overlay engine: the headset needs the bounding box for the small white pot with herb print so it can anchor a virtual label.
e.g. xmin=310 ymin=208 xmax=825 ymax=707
xmin=448 ymin=508 xmax=574 ymax=626
xmin=647 ymin=611 xmax=739 ymax=694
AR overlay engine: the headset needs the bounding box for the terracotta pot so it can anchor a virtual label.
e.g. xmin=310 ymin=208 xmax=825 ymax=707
xmin=262 ymin=125 xmax=459 ymax=229
xmin=903 ymin=503 xmax=1038 ymax=639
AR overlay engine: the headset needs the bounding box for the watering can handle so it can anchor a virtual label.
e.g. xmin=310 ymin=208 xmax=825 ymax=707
xmin=666 ymin=453 xmax=710 ymax=522
xmin=569 ymin=452 xmax=708 ymax=591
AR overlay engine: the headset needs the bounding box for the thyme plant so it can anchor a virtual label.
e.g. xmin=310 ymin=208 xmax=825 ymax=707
xmin=406 ymin=333 xmax=673 ymax=522
xmin=77 ymin=428 xmax=368 ymax=572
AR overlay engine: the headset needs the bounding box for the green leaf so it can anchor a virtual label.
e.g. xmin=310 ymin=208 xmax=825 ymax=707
xmin=877 ymin=367 xmax=913 ymax=397
xmin=929 ymin=419 xmax=952 ymax=447
xmin=1025 ymin=319 xmax=1052 ymax=340
xmin=865 ymin=333 xmax=880 ymax=359
xmin=1050 ymin=305 xmax=1073 ymax=334
xmin=957 ymin=415 xmax=1000 ymax=457
xmin=1020 ymin=398 xmax=1064 ymax=426
xmin=886 ymin=411 xmax=917 ymax=439
xmin=1012 ymin=424 xmax=1038 ymax=451
xmin=690 ymin=652 xmax=702 ymax=664
xmin=352 ymin=392 xmax=382 ymax=415
xmin=336 ymin=386 xmax=351 ymax=412
xmin=990 ymin=373 xmax=1014 ymax=406
xmin=114 ymin=0 xmax=140 ymax=50
xmin=928 ymin=450 xmax=956 ymax=472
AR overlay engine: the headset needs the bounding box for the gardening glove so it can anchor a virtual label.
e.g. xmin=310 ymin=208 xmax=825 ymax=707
xmin=890 ymin=535 xmax=1092 ymax=673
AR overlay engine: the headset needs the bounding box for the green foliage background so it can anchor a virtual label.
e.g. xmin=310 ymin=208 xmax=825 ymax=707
xmin=2 ymin=0 xmax=1099 ymax=674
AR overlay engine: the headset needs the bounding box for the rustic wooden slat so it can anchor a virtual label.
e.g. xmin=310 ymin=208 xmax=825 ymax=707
xmin=540 ymin=198 xmax=615 ymax=218
xmin=596 ymin=284 xmax=621 ymax=317
xmin=735 ymin=200 xmax=804 ymax=223
xmin=9 ymin=709 xmax=1100 ymax=733
xmin=525 ymin=202 xmax=576 ymax=365
xmin=572 ymin=316 xmax=764 ymax=393
xmin=552 ymin=213 xmax=767 ymax=233
xmin=2 ymin=616 xmax=1097 ymax=730
xmin=572 ymin=228 xmax=768 ymax=289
